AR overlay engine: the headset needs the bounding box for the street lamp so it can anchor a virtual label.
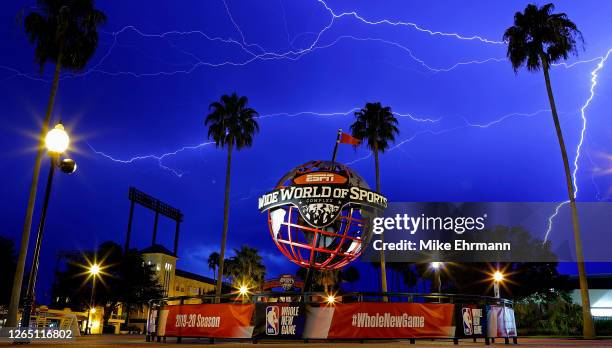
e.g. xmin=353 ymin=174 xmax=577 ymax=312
xmin=87 ymin=263 xmax=100 ymax=335
xmin=493 ymin=271 xmax=504 ymax=298
xmin=431 ymin=262 xmax=442 ymax=293
xmin=20 ymin=123 xmax=77 ymax=329
xmin=431 ymin=262 xmax=443 ymax=303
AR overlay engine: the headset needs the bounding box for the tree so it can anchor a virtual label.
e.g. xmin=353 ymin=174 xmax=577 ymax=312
xmin=205 ymin=93 xmax=259 ymax=301
xmin=114 ymin=249 xmax=163 ymax=330
xmin=503 ymin=3 xmax=594 ymax=338
xmin=350 ymin=102 xmax=399 ymax=296
xmin=208 ymin=252 xmax=220 ymax=282
xmin=8 ymin=0 xmax=106 ymax=326
xmin=50 ymin=242 xmax=162 ymax=328
xmin=223 ymin=246 xmax=266 ymax=290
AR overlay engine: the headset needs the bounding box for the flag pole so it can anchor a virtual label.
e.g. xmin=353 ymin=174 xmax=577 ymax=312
xmin=304 ymin=129 xmax=343 ymax=294
xmin=331 ymin=128 xmax=342 ymax=162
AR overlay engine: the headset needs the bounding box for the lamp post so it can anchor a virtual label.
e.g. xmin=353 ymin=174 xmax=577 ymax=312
xmin=20 ymin=123 xmax=77 ymax=329
xmin=493 ymin=271 xmax=504 ymax=298
xmin=87 ymin=263 xmax=100 ymax=334
xmin=431 ymin=262 xmax=442 ymax=303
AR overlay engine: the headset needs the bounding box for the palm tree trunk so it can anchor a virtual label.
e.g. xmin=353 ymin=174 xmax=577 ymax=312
xmin=542 ymin=60 xmax=595 ymax=338
xmin=6 ymin=52 xmax=63 ymax=327
xmin=215 ymin=143 xmax=233 ymax=302
xmin=373 ymin=147 xmax=389 ymax=300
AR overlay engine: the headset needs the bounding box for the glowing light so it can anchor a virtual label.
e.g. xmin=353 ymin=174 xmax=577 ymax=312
xmin=45 ymin=124 xmax=69 ymax=153
xmin=431 ymin=262 xmax=442 ymax=270
xmin=238 ymin=285 xmax=249 ymax=296
xmin=493 ymin=271 xmax=504 ymax=283
xmin=326 ymin=294 xmax=336 ymax=304
xmin=90 ymin=307 xmax=96 ymax=314
xmin=89 ymin=264 xmax=100 ymax=276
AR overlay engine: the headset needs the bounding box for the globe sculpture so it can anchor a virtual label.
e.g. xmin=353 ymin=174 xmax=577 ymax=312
xmin=258 ymin=160 xmax=388 ymax=270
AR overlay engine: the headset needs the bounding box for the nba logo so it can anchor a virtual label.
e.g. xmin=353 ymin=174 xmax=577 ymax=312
xmin=462 ymin=308 xmax=473 ymax=335
xmin=266 ymin=306 xmax=279 ymax=335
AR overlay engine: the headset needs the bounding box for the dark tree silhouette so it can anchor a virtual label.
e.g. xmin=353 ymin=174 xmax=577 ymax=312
xmin=208 ymin=252 xmax=220 ymax=282
xmin=205 ymin=93 xmax=259 ymax=301
xmin=351 ymin=102 xmax=399 ymax=296
xmin=8 ymin=0 xmax=106 ymax=327
xmin=503 ymin=3 xmax=593 ymax=338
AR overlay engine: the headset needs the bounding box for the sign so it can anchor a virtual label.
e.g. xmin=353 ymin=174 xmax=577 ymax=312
xmin=258 ymin=167 xmax=387 ymax=228
xmin=253 ymin=303 xmax=306 ymax=339
xmin=304 ymin=302 xmax=455 ymax=339
xmin=454 ymin=304 xmax=485 ymax=338
xmin=161 ymin=304 xmax=254 ymax=338
xmin=279 ymin=274 xmax=295 ymax=291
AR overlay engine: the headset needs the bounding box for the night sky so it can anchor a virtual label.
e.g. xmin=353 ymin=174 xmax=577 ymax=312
xmin=2 ymin=1 xmax=612 ymax=302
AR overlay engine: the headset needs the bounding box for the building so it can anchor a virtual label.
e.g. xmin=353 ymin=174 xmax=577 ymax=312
xmin=568 ymin=274 xmax=612 ymax=318
xmin=140 ymin=244 xmax=216 ymax=299
xmin=123 ymin=244 xmax=216 ymax=331
xmin=48 ymin=243 xmax=216 ymax=333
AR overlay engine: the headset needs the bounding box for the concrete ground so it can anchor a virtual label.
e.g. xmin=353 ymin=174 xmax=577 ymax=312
xmin=2 ymin=335 xmax=612 ymax=347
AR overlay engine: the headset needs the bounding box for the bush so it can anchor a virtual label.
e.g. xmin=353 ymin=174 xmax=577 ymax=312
xmin=595 ymin=318 xmax=612 ymax=336
xmin=514 ymin=292 xmax=582 ymax=336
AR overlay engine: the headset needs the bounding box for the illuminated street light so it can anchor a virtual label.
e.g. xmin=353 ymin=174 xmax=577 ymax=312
xmin=45 ymin=123 xmax=70 ymax=153
xmin=87 ymin=262 xmax=102 ymax=334
xmin=493 ymin=270 xmax=505 ymax=298
xmin=90 ymin=264 xmax=100 ymax=276
xmin=431 ymin=262 xmax=443 ymax=303
xmin=326 ymin=294 xmax=336 ymax=304
xmin=20 ymin=122 xmax=77 ymax=330
xmin=238 ymin=284 xmax=249 ymax=296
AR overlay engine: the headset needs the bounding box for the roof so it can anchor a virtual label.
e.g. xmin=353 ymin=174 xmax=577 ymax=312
xmin=175 ymin=269 xmax=216 ymax=285
xmin=140 ymin=244 xmax=176 ymax=257
xmin=567 ymin=274 xmax=612 ymax=289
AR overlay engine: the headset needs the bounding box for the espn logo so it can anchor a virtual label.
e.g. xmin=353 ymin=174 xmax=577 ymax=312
xmin=294 ymin=172 xmax=347 ymax=185
xmin=266 ymin=306 xmax=279 ymax=335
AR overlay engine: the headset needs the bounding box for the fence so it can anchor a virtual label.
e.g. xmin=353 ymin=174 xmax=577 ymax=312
xmin=145 ymin=292 xmax=518 ymax=345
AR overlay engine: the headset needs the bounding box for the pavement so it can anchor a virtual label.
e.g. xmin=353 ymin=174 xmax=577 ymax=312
xmin=2 ymin=335 xmax=612 ymax=347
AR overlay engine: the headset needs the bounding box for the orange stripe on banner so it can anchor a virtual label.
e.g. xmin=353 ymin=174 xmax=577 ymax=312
xmin=325 ymin=302 xmax=455 ymax=339
xmin=163 ymin=303 xmax=254 ymax=338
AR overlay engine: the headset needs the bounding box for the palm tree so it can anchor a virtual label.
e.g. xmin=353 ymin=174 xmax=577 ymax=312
xmin=503 ymin=3 xmax=594 ymax=338
xmin=350 ymin=102 xmax=399 ymax=297
xmin=7 ymin=0 xmax=106 ymax=327
xmin=224 ymin=246 xmax=266 ymax=289
xmin=208 ymin=252 xmax=220 ymax=282
xmin=205 ymin=93 xmax=259 ymax=301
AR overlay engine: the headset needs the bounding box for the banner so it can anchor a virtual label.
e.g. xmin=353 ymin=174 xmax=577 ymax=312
xmin=306 ymin=302 xmax=455 ymax=339
xmin=454 ymin=304 xmax=486 ymax=338
xmin=487 ymin=306 xmax=517 ymax=337
xmin=161 ymin=304 xmax=254 ymax=338
xmin=253 ymin=302 xmax=306 ymax=339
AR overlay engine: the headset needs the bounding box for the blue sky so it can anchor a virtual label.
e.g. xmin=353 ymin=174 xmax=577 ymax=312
xmin=1 ymin=1 xmax=612 ymax=301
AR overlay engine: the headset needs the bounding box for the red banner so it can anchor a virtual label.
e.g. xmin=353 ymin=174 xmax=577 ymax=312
xmin=324 ymin=302 xmax=454 ymax=339
xmin=161 ymin=304 xmax=254 ymax=338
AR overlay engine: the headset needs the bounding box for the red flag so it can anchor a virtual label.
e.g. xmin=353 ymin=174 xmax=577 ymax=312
xmin=339 ymin=132 xmax=360 ymax=145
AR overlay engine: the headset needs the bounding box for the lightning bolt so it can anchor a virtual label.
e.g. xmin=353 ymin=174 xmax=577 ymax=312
xmin=544 ymin=49 xmax=612 ymax=242
xmin=2 ymin=0 xmax=610 ymax=241
xmin=87 ymin=141 xmax=213 ymax=178
xmin=2 ymin=0 xmax=510 ymax=81
xmin=346 ymin=109 xmax=553 ymax=165
xmin=316 ymin=0 xmax=504 ymax=44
